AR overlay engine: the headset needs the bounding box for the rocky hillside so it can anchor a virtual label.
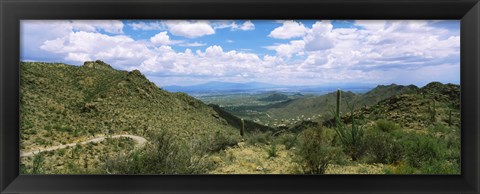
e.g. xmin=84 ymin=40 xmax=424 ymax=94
xmin=265 ymin=84 xmax=419 ymax=121
xmin=331 ymin=82 xmax=460 ymax=130
xmin=20 ymin=61 xmax=242 ymax=151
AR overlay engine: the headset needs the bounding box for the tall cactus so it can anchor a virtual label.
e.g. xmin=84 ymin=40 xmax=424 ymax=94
xmin=240 ymin=118 xmax=245 ymax=137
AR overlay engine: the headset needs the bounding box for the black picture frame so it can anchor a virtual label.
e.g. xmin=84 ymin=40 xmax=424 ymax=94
xmin=1 ymin=0 xmax=479 ymax=193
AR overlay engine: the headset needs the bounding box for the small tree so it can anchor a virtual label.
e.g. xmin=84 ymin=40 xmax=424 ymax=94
xmin=296 ymin=126 xmax=340 ymax=174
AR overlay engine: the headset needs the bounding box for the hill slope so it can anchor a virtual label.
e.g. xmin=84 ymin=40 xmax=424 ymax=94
xmin=330 ymin=82 xmax=460 ymax=130
xmin=262 ymin=84 xmax=419 ymax=121
xmin=20 ymin=61 xmax=243 ymax=151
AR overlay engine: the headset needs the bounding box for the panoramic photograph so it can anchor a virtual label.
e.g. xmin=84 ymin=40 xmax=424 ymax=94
xmin=19 ymin=20 xmax=460 ymax=174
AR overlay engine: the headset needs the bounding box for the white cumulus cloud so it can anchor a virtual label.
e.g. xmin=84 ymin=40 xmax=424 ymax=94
xmin=238 ymin=21 xmax=255 ymax=31
xmin=265 ymin=40 xmax=305 ymax=58
xmin=150 ymin=31 xmax=180 ymax=45
xmin=163 ymin=20 xmax=215 ymax=38
xmin=40 ymin=31 xmax=153 ymax=68
xmin=268 ymin=20 xmax=307 ymax=39
xmin=303 ymin=21 xmax=335 ymax=51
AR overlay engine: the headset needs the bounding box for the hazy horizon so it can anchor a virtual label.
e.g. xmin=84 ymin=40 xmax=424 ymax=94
xmin=160 ymin=80 xmax=456 ymax=88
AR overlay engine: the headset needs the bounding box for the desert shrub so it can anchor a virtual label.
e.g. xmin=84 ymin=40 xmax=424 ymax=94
xmin=385 ymin=159 xmax=459 ymax=175
xmin=296 ymin=126 xmax=341 ymax=174
xmin=276 ymin=132 xmax=298 ymax=150
xmin=20 ymin=163 xmax=28 ymax=174
xmin=104 ymin=130 xmax=212 ymax=174
xmin=384 ymin=163 xmax=419 ymax=174
xmin=246 ymin=130 xmax=273 ymax=145
xmin=31 ymin=152 xmax=45 ymax=174
xmin=375 ymin=119 xmax=400 ymax=133
xmin=401 ymin=134 xmax=443 ymax=168
xmin=429 ymin=124 xmax=452 ymax=134
xmin=58 ymin=125 xmax=73 ymax=133
xmin=324 ymin=127 xmax=338 ymax=145
xmin=364 ymin=130 xmax=403 ymax=164
xmin=420 ymin=160 xmax=460 ymax=174
xmin=43 ymin=125 xmax=53 ymax=133
xmin=443 ymin=133 xmax=460 ymax=162
xmin=267 ymin=143 xmax=278 ymax=158
xmin=34 ymin=137 xmax=47 ymax=146
xmin=208 ymin=130 xmax=239 ymax=152
xmin=57 ymin=149 xmax=66 ymax=157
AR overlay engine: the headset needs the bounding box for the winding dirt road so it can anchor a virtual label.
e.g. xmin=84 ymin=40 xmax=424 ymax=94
xmin=20 ymin=134 xmax=147 ymax=157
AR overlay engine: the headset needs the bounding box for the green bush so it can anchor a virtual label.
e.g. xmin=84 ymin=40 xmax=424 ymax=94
xmin=429 ymin=124 xmax=451 ymax=133
xmin=420 ymin=160 xmax=460 ymax=174
xmin=375 ymin=119 xmax=400 ymax=133
xmin=401 ymin=134 xmax=443 ymax=168
xmin=104 ymin=130 xmax=213 ymax=174
xmin=364 ymin=130 xmax=403 ymax=164
xmin=296 ymin=126 xmax=341 ymax=174
xmin=277 ymin=132 xmax=298 ymax=150
xmin=384 ymin=163 xmax=420 ymax=174
xmin=31 ymin=152 xmax=45 ymax=174
xmin=267 ymin=143 xmax=278 ymax=158
xmin=208 ymin=130 xmax=239 ymax=152
xmin=20 ymin=163 xmax=28 ymax=174
xmin=246 ymin=130 xmax=273 ymax=145
xmin=384 ymin=160 xmax=459 ymax=175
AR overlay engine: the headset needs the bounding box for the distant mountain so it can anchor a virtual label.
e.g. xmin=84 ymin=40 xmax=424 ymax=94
xmin=163 ymin=81 xmax=281 ymax=93
xmin=356 ymin=84 xmax=419 ymax=107
xmin=266 ymin=91 xmax=358 ymax=120
xmin=164 ymin=81 xmax=375 ymax=95
xmin=257 ymin=84 xmax=420 ymax=121
xmin=258 ymin=93 xmax=290 ymax=102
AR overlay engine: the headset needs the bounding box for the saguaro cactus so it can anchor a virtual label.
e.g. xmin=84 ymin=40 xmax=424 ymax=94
xmin=240 ymin=118 xmax=245 ymax=137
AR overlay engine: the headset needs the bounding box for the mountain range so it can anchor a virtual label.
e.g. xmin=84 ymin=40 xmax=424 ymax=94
xmin=163 ymin=81 xmax=375 ymax=95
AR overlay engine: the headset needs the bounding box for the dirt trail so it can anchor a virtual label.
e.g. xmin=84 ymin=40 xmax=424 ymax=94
xmin=20 ymin=134 xmax=147 ymax=157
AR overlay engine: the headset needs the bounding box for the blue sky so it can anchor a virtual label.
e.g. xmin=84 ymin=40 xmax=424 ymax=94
xmin=21 ymin=20 xmax=460 ymax=87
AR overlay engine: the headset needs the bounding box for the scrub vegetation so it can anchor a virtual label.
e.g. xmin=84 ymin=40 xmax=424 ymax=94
xmin=20 ymin=61 xmax=460 ymax=174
